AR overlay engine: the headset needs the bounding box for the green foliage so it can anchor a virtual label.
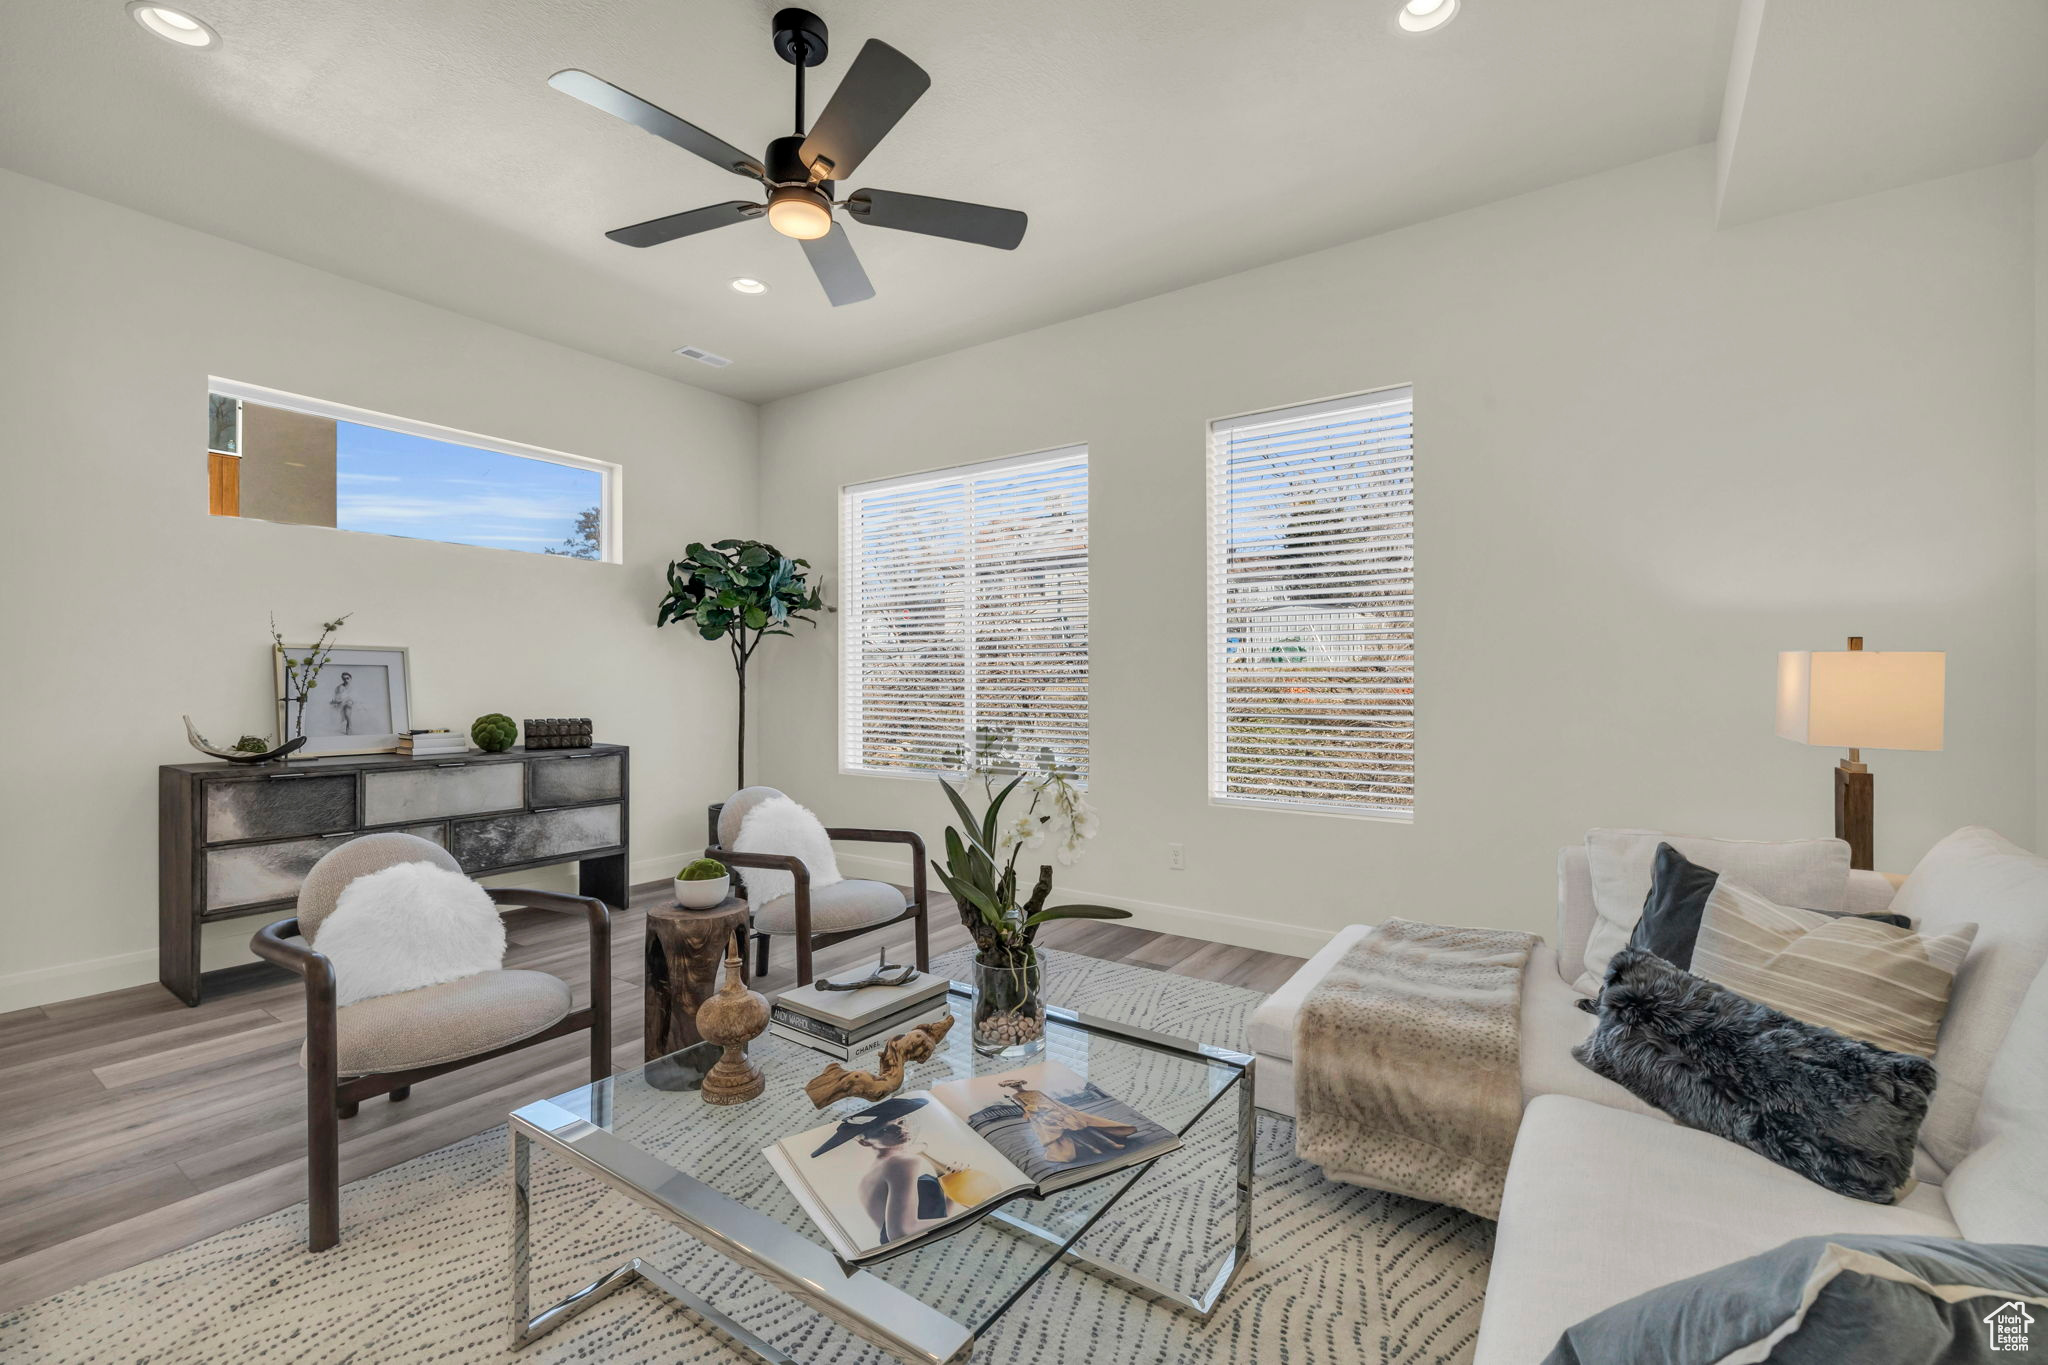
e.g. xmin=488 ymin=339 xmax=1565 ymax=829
xmin=231 ymin=735 xmax=271 ymax=754
xmin=656 ymin=539 xmax=824 ymax=644
xmin=471 ymin=713 xmax=518 ymax=752
xmin=677 ymin=857 xmax=727 ymax=881
xmin=543 ymin=506 xmax=602 ymax=560
xmin=931 ymin=774 xmax=1128 ymax=969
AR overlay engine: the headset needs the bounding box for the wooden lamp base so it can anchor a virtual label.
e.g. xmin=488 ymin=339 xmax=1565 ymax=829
xmin=1834 ymin=759 xmax=1874 ymax=871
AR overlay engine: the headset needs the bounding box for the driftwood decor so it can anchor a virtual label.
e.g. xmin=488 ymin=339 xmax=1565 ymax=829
xmin=182 ymin=716 xmax=307 ymax=764
xmin=803 ymin=1015 xmax=954 ymax=1109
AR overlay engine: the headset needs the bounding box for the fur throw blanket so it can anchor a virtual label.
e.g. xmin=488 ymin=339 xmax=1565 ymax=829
xmin=316 ymin=862 xmax=505 ymax=1007
xmin=1294 ymin=917 xmax=1538 ymax=1219
xmin=733 ymin=794 xmax=842 ymax=908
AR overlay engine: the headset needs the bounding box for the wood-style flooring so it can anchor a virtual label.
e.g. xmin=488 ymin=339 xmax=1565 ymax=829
xmin=0 ymin=882 xmax=1301 ymax=1311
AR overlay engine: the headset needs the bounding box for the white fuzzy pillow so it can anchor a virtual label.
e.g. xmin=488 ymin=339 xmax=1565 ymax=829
xmin=316 ymin=861 xmax=506 ymax=1007
xmin=734 ymin=795 xmax=842 ymax=908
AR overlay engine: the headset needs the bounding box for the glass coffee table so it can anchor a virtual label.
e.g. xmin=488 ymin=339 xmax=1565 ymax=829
xmin=508 ymin=986 xmax=1253 ymax=1365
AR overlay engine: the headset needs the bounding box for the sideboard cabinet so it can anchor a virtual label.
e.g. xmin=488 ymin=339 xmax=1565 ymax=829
xmin=158 ymin=744 xmax=629 ymax=1005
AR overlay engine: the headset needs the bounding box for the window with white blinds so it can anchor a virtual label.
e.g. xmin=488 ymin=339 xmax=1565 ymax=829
xmin=1208 ymin=389 xmax=1414 ymax=817
xmin=841 ymin=447 xmax=1089 ymax=779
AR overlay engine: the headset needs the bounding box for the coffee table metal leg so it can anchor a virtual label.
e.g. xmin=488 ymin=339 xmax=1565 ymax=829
xmin=508 ymin=1125 xmax=966 ymax=1365
xmin=989 ymin=1065 xmax=1255 ymax=1321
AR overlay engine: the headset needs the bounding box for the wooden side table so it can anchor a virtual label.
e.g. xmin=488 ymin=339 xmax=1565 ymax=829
xmin=644 ymin=897 xmax=751 ymax=1059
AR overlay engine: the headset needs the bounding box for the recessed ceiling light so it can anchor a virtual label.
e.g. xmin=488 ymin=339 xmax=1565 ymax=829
xmin=1397 ymin=0 xmax=1459 ymax=33
xmin=128 ymin=3 xmax=220 ymax=47
xmin=728 ymin=277 xmax=769 ymax=295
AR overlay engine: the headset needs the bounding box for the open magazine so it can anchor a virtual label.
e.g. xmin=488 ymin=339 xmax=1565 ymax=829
xmin=764 ymin=1059 xmax=1180 ymax=1262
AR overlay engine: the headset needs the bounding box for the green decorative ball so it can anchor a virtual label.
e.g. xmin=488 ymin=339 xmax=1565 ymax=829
xmin=231 ymin=735 xmax=270 ymax=754
xmin=677 ymin=857 xmax=727 ymax=881
xmin=471 ymin=713 xmax=518 ymax=752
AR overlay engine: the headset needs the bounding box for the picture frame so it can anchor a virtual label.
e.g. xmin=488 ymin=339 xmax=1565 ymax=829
xmin=274 ymin=644 xmax=411 ymax=757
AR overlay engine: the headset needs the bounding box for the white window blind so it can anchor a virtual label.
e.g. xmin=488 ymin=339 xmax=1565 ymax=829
xmin=841 ymin=447 xmax=1089 ymax=778
xmin=1208 ymin=389 xmax=1414 ymax=817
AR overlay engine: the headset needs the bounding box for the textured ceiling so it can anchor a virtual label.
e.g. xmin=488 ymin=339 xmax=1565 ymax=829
xmin=2 ymin=0 xmax=1739 ymax=402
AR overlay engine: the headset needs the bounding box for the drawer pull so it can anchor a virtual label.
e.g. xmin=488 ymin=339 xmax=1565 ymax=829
xmin=320 ymin=831 xmax=357 ymax=840
xmin=265 ymin=773 xmax=310 ymax=781
xmin=435 ymin=761 xmax=469 ymax=768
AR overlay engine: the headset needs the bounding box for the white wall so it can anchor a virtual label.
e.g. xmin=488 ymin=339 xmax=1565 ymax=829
xmin=2037 ymin=141 xmax=2048 ymax=854
xmin=0 ymin=169 xmax=757 ymax=1010
xmin=757 ymin=146 xmax=2037 ymax=954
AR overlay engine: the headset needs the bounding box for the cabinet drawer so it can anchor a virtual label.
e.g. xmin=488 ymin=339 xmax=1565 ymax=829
xmin=362 ymin=763 xmax=524 ymax=825
xmin=204 ymin=773 xmax=356 ymax=843
xmin=204 ymin=823 xmax=446 ymax=913
xmin=528 ymin=754 xmax=622 ymax=807
xmin=452 ymin=804 xmax=621 ymax=873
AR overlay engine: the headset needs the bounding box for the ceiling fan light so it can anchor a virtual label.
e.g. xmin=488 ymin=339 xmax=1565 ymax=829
xmin=766 ymin=187 xmax=833 ymax=241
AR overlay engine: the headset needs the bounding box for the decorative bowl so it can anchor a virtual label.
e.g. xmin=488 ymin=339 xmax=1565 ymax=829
xmin=674 ymin=873 xmax=731 ymax=910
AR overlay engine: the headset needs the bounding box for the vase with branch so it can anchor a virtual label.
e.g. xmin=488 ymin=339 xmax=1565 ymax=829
xmin=270 ymin=612 xmax=351 ymax=743
xmin=656 ymin=541 xmax=825 ymax=791
xmin=931 ymin=746 xmax=1120 ymax=1056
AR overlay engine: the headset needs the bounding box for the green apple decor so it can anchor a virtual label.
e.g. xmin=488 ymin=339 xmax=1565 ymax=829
xmin=471 ymin=713 xmax=519 ymax=752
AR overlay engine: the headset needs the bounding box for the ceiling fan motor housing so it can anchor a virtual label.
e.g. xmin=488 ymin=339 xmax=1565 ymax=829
xmin=772 ymin=8 xmax=829 ymax=66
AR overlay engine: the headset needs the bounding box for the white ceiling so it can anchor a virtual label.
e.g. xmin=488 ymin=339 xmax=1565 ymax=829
xmin=1717 ymin=0 xmax=2048 ymax=227
xmin=4 ymin=1 xmax=1745 ymax=402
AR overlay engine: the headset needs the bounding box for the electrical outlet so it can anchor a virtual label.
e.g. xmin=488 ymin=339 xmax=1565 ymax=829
xmin=1167 ymin=842 xmax=1185 ymax=871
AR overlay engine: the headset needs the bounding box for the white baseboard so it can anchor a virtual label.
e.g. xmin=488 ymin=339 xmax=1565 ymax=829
xmin=0 ymin=947 xmax=161 ymax=1014
xmin=834 ymin=852 xmax=1336 ymax=960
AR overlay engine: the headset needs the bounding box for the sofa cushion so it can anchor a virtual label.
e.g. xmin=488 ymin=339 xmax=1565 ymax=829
xmin=304 ymin=968 xmax=572 ymax=1076
xmin=1690 ymin=879 xmax=1973 ymax=1057
xmin=1576 ymin=829 xmax=1850 ymax=995
xmin=1542 ymin=1235 xmax=2048 ymax=1365
xmin=753 ymin=879 xmax=907 ymax=936
xmin=1888 ymin=827 xmax=2048 ymax=1172
xmin=1574 ymin=950 xmax=1934 ymax=1204
xmin=1470 ymin=1095 xmax=1961 ymax=1365
xmin=1941 ymin=954 xmax=2048 ymax=1245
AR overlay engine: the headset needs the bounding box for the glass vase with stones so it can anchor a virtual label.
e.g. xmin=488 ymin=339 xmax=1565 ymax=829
xmin=972 ymin=948 xmax=1047 ymax=1058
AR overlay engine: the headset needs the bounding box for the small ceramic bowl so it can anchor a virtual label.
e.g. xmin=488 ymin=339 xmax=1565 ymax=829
xmin=673 ymin=872 xmax=731 ymax=910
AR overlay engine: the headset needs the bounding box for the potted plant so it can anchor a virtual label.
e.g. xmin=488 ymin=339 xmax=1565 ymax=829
xmin=930 ymin=755 xmax=1122 ymax=1056
xmin=674 ymin=857 xmax=731 ymax=910
xmin=656 ymin=540 xmax=825 ymax=792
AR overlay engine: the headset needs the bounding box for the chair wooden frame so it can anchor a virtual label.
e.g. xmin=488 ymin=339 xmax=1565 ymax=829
xmin=251 ymin=887 xmax=610 ymax=1252
xmin=706 ymin=820 xmax=928 ymax=987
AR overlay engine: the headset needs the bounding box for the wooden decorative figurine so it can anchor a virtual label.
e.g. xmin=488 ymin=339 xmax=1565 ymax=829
xmin=695 ymin=951 xmax=768 ymax=1105
xmin=803 ymin=1015 xmax=955 ymax=1108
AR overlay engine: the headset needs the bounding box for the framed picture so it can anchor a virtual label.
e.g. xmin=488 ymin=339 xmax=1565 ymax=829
xmin=274 ymin=644 xmax=411 ymax=757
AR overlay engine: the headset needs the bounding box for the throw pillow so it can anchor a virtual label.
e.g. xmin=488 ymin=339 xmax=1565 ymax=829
xmin=1629 ymin=842 xmax=1911 ymax=970
xmin=1543 ymin=1234 xmax=2048 ymax=1365
xmin=1691 ymin=879 xmax=1975 ymax=1057
xmin=733 ymin=794 xmax=843 ymax=909
xmin=1573 ymin=950 xmax=1935 ymax=1204
xmin=315 ymin=861 xmax=505 ymax=1007
xmin=1576 ymin=829 xmax=1851 ymax=995
xmin=1886 ymin=826 xmax=2048 ymax=1174
xmin=1941 ymin=955 xmax=2048 ymax=1245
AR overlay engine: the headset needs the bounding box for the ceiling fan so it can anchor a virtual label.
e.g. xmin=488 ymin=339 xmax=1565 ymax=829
xmin=549 ymin=7 xmax=1026 ymax=307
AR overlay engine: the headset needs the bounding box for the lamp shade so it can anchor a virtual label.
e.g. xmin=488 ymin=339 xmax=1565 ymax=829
xmin=1776 ymin=649 xmax=1945 ymax=751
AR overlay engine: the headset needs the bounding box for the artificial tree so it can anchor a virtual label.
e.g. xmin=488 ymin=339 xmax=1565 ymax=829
xmin=656 ymin=539 xmax=825 ymax=789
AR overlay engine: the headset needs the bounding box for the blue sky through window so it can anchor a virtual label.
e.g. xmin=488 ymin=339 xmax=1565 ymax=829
xmin=335 ymin=422 xmax=602 ymax=556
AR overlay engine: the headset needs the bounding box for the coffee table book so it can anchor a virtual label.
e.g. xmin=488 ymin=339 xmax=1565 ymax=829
xmin=764 ymin=1058 xmax=1180 ymax=1264
xmin=769 ymin=999 xmax=950 ymax=1060
xmin=775 ymin=971 xmax=949 ymax=1029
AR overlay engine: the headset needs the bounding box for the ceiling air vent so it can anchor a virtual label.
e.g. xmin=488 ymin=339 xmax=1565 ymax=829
xmin=674 ymin=346 xmax=733 ymax=368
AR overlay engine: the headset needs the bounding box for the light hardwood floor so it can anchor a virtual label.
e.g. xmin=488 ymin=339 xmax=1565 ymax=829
xmin=0 ymin=882 xmax=1301 ymax=1311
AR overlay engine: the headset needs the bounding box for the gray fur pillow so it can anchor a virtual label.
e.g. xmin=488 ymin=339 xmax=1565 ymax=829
xmin=1573 ymin=950 xmax=1935 ymax=1204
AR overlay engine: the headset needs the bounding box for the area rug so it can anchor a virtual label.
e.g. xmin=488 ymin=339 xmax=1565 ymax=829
xmin=0 ymin=949 xmax=1493 ymax=1364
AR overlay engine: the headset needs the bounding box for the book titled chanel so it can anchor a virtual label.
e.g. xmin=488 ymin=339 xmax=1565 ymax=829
xmin=765 ymin=1060 xmax=1178 ymax=1263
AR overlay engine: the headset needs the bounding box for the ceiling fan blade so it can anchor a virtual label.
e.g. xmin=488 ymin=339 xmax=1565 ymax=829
xmin=548 ymin=69 xmax=765 ymax=180
xmin=800 ymin=223 xmax=876 ymax=306
xmin=606 ymin=201 xmax=763 ymax=248
xmin=846 ymin=189 xmax=1026 ymax=250
xmin=797 ymin=40 xmax=930 ymax=182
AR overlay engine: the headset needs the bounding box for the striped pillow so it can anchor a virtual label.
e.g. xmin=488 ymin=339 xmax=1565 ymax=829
xmin=1692 ymin=879 xmax=1975 ymax=1057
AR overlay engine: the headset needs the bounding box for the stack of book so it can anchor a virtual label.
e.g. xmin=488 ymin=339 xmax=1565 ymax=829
xmin=769 ymin=971 xmax=952 ymax=1060
xmin=397 ymin=729 xmax=469 ymax=757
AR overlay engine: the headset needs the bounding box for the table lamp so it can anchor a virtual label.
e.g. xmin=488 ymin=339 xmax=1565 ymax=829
xmin=1775 ymin=636 xmax=1944 ymax=870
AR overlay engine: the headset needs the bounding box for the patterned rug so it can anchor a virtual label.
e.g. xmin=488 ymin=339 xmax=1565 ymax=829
xmin=0 ymin=950 xmax=1493 ymax=1364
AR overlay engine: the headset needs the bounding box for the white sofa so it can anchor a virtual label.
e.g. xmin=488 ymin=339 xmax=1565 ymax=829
xmin=1249 ymin=828 xmax=2048 ymax=1364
